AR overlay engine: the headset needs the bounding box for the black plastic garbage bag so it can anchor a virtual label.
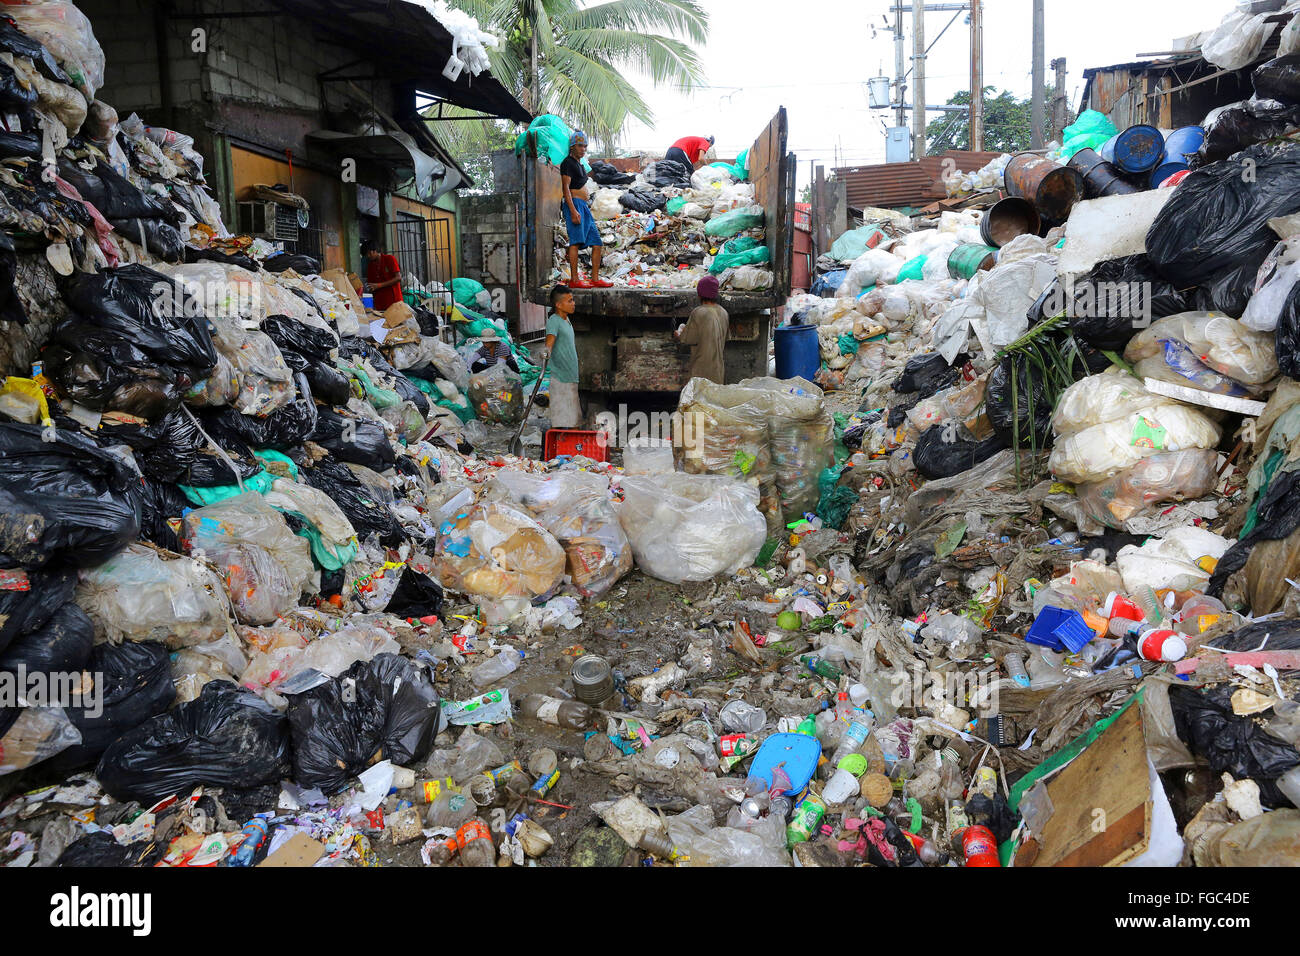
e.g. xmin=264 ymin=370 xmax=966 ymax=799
xmin=986 ymin=354 xmax=1054 ymax=448
xmin=1065 ymin=255 xmax=1199 ymax=350
xmin=261 ymin=314 xmax=338 ymax=361
xmin=108 ymin=217 xmax=183 ymax=262
xmin=1278 ymin=294 xmax=1300 ymax=380
xmin=287 ymin=653 xmax=441 ymax=793
xmin=1196 ymin=101 xmax=1300 ymax=167
xmin=300 ymin=456 xmax=404 ymax=547
xmin=55 ymin=830 xmax=164 ymax=868
xmin=0 ymin=229 xmax=24 ymax=325
xmin=0 ymin=60 xmax=35 ymax=112
xmin=337 ymin=337 xmax=429 ymax=417
xmin=0 ymin=567 xmax=75 ymax=653
xmin=131 ymin=477 xmax=191 ymax=552
xmin=0 ymin=602 xmax=94 ymax=675
xmin=913 ymin=425 xmax=1007 ymax=480
xmin=263 ymin=253 xmax=321 ymax=275
xmin=1254 ymin=55 xmax=1300 ymax=106
xmin=201 ymin=390 xmax=318 ymax=453
xmin=619 ymin=185 xmax=667 ymax=213
xmin=58 ymin=159 xmax=180 ymax=224
xmin=306 ymin=361 xmax=353 ymax=407
xmin=62 ymin=264 xmax=217 ymax=377
xmin=43 ymin=323 xmax=183 ymax=417
xmin=182 ymin=431 xmax=262 ymax=488
xmin=646 ymin=158 xmax=692 ymax=190
xmin=93 ymin=409 xmax=206 ymax=484
xmin=589 ymin=160 xmax=635 ymax=186
xmin=1208 ymin=618 xmax=1300 ymax=652
xmin=52 ymin=641 xmax=175 ymax=771
xmin=1170 ymin=684 xmax=1300 ymax=808
xmin=895 ymin=352 xmax=959 ymax=397
xmin=183 ymin=245 xmax=260 ymax=271
xmin=383 ymin=567 xmax=445 ymax=619
xmin=885 ymin=394 xmax=921 ymax=429
xmin=1148 ymin=142 xmax=1300 ymax=316
xmin=0 ymin=130 xmax=40 ymax=160
xmin=310 ymin=406 xmax=395 ymax=471
xmin=96 ymin=680 xmax=290 ymax=804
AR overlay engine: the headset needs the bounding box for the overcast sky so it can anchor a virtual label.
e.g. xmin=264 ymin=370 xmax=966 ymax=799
xmin=618 ymin=0 xmax=1237 ymax=186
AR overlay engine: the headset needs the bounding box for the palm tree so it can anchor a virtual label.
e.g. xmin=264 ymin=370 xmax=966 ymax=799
xmin=447 ymin=0 xmax=709 ymax=150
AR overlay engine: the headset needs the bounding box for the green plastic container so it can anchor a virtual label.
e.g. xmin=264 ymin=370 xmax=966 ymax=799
xmin=947 ymin=243 xmax=998 ymax=279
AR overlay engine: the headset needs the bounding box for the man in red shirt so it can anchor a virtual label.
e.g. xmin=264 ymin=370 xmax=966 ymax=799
xmin=362 ymin=239 xmax=403 ymax=311
xmin=666 ymin=135 xmax=714 ymax=170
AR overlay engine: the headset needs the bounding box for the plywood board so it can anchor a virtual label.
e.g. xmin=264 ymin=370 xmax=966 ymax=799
xmin=1031 ymin=703 xmax=1152 ymax=867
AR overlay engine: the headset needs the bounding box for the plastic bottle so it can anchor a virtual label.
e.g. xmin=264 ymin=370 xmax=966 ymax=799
xmin=229 ymin=816 xmax=268 ymax=866
xmin=638 ymin=830 xmax=683 ymax=861
xmin=803 ymin=656 xmax=843 ymax=680
xmin=830 ymin=712 xmax=875 ymax=767
xmin=456 ymin=818 xmax=497 ymax=867
xmin=427 ymin=790 xmax=475 ymax=829
xmin=519 ymin=694 xmax=598 ymax=730
xmin=471 ymin=647 xmax=522 ymax=686
xmin=795 ymin=713 xmax=818 ymax=737
xmin=938 ymin=748 xmax=964 ymax=803
xmin=1130 ymin=586 xmax=1163 ymax=626
xmin=786 ymin=793 xmax=826 ymax=847
xmin=962 ymin=824 xmax=1000 ymax=867
xmin=1003 ymin=652 xmax=1030 ymax=688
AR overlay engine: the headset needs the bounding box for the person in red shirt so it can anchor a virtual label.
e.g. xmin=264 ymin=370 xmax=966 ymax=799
xmin=666 ymin=135 xmax=714 ymax=170
xmin=362 ymin=239 xmax=403 ymax=311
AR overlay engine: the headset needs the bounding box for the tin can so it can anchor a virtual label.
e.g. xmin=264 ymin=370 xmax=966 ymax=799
xmin=483 ymin=760 xmax=522 ymax=784
xmin=418 ymin=777 xmax=458 ymax=803
xmin=571 ymin=654 xmax=615 ymax=705
xmin=530 ymin=769 xmax=560 ymax=797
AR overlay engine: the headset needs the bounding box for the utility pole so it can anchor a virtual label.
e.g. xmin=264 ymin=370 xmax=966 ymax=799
xmin=913 ymin=0 xmax=926 ymax=159
xmin=970 ymin=0 xmax=983 ymax=151
xmin=1051 ymin=57 xmax=1068 ymax=141
xmin=895 ymin=2 xmax=907 ymax=130
xmin=1031 ymin=0 xmax=1045 ymax=148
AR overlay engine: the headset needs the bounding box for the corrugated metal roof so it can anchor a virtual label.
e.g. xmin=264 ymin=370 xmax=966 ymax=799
xmin=834 ymin=150 xmax=1004 ymax=211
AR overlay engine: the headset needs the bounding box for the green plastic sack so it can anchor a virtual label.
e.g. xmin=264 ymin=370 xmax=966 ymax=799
xmin=838 ymin=333 xmax=859 ymax=356
xmin=708 ymin=147 xmax=749 ymax=181
xmin=708 ymin=244 xmax=770 ymax=274
xmin=514 ymin=114 xmax=591 ymax=169
xmin=666 ymin=196 xmax=687 ymax=215
xmin=436 ymin=396 xmax=476 ymax=423
xmin=337 ymin=359 xmax=400 ymax=409
xmin=1060 ymin=109 xmax=1118 ymax=161
xmin=830 ymin=226 xmax=887 ymax=263
xmin=896 ymin=255 xmax=927 ymax=282
xmin=705 ymin=207 xmax=765 ymax=238
xmin=179 ymin=469 xmax=276 ymax=507
xmin=254 ymin=449 xmax=299 ymax=481
xmin=1060 ymin=132 xmax=1112 ymax=161
xmin=815 ymin=466 xmax=856 ymax=531
xmin=451 ymin=277 xmax=487 ymax=309
xmin=722 ymin=236 xmax=760 ymax=254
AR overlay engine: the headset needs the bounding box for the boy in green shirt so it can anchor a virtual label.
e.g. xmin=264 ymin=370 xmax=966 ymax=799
xmin=543 ymin=284 xmax=581 ymax=428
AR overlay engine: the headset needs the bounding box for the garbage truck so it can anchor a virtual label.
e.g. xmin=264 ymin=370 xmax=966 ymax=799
xmin=519 ymin=108 xmax=796 ymax=398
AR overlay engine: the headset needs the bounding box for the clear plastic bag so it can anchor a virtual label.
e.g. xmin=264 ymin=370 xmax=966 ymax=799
xmin=616 ymin=473 xmax=767 ymax=584
xmin=737 ymin=376 xmax=836 ymax=521
xmin=263 ymin=477 xmax=358 ymax=569
xmin=0 ymin=706 xmax=82 ymax=775
xmin=1075 ymin=449 xmax=1221 ymax=529
xmin=467 ymin=362 xmax=524 ymax=424
xmin=1050 ymin=403 xmax=1222 ymax=484
xmin=6 ymin=0 xmax=105 ymax=99
xmin=208 ymin=315 xmax=296 ymax=416
xmin=434 ymin=501 xmax=567 ymax=600
xmin=838 ymin=248 xmax=902 ymax=296
xmin=1201 ymin=7 xmax=1277 ymax=71
xmin=493 ymin=472 xmax=633 ymax=597
xmin=1124 ymin=312 xmax=1278 ymax=386
xmin=172 ymin=634 xmax=249 ymax=703
xmin=76 ymin=544 xmax=235 ymax=648
xmin=182 ymin=493 xmax=317 ymax=624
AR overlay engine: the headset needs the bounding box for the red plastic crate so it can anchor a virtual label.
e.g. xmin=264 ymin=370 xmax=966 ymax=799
xmin=544 ymin=429 xmax=609 ymax=462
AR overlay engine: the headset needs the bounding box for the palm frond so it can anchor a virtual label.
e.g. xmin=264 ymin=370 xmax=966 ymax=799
xmin=560 ymin=0 xmax=709 ymax=46
xmin=564 ymin=27 xmax=704 ymax=89
xmin=543 ymin=48 xmax=647 ymax=140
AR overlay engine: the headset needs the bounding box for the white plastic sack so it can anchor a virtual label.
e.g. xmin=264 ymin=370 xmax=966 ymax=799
xmin=1244 ymin=256 xmax=1300 ymax=332
xmin=617 ymin=474 xmax=767 ymax=583
xmin=974 ymin=255 xmax=1058 ymax=350
xmin=1125 ymin=312 xmax=1278 ymax=386
xmin=839 ymin=248 xmax=902 ymax=297
xmin=1117 ymin=527 xmax=1234 ymax=594
xmin=1049 ymin=403 xmax=1222 ymax=484
xmin=591 ymin=187 xmax=623 ymax=221
xmin=1201 ymin=8 xmax=1277 ymax=71
xmin=691 ymin=166 xmax=734 ymax=190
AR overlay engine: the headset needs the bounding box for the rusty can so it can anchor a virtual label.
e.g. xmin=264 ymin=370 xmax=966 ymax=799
xmin=979 ymin=196 xmax=1041 ymax=247
xmin=1004 ymin=152 xmax=1083 ymax=222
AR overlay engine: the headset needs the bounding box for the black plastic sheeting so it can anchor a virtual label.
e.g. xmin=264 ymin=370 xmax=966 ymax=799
xmin=96 ymin=680 xmax=289 ymax=803
xmin=264 ymin=253 xmax=321 ymax=275
xmin=286 ymin=654 xmax=441 ymax=793
xmin=310 ymin=406 xmax=395 ymax=471
xmin=1170 ymin=683 xmax=1300 ymax=808
xmin=1253 ymin=55 xmax=1300 ymax=106
xmin=1064 ymin=255 xmax=1201 ymax=351
xmin=986 ymin=354 xmax=1055 ymax=448
xmin=0 ymin=567 xmax=75 ymax=654
xmin=0 ymin=601 xmax=93 ymax=675
xmin=913 ymin=426 xmax=1007 ymax=480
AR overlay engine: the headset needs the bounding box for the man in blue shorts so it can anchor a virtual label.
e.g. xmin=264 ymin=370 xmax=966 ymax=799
xmin=560 ymin=130 xmax=611 ymax=288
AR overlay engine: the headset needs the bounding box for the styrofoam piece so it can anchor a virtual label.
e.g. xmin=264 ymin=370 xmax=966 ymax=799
xmin=1057 ymin=190 xmax=1174 ymax=277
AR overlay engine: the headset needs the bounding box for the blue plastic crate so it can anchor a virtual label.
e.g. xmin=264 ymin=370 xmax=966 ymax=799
xmin=1025 ymin=606 xmax=1095 ymax=654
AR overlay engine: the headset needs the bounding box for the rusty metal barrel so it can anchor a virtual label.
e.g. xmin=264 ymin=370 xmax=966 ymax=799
xmin=1004 ymin=152 xmax=1084 ymax=222
xmin=979 ymin=197 xmax=1041 ymax=247
xmin=1067 ymin=147 xmax=1142 ymax=199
